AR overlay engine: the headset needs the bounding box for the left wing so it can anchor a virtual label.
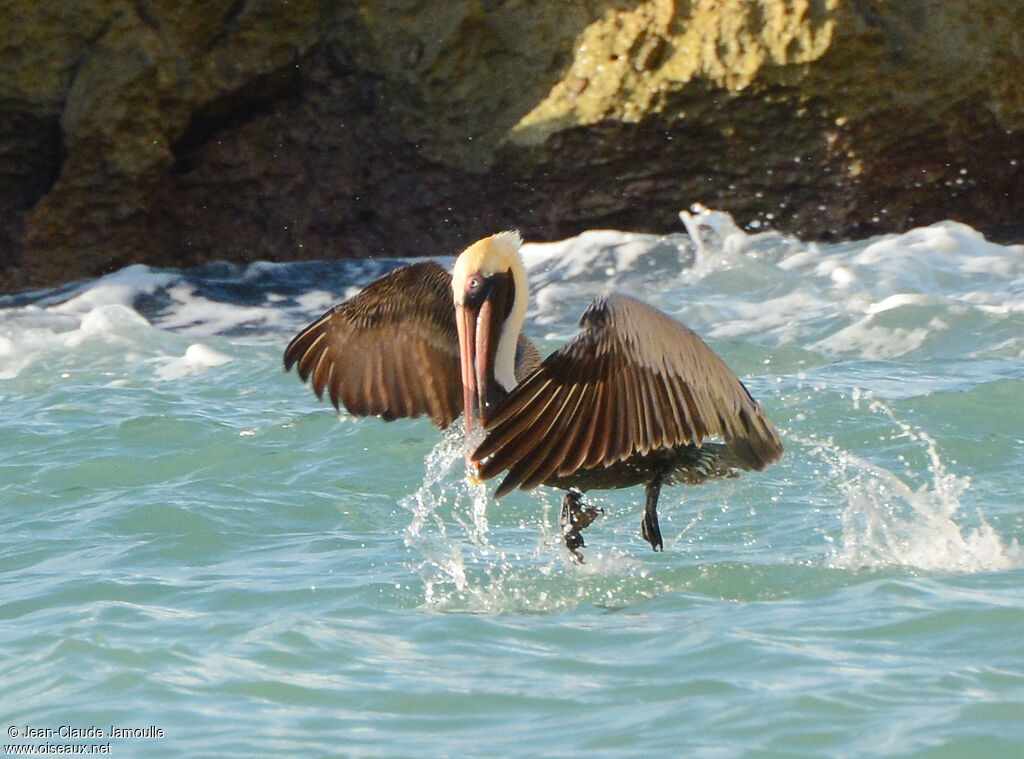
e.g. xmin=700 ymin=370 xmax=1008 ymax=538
xmin=472 ymin=293 xmax=783 ymax=496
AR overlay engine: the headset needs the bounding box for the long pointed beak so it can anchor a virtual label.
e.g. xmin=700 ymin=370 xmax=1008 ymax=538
xmin=474 ymin=298 xmax=496 ymax=424
xmin=456 ymin=299 xmax=497 ymax=436
xmin=456 ymin=303 xmax=479 ymax=434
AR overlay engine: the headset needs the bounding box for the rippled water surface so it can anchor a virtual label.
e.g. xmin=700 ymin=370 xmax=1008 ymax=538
xmin=2 ymin=209 xmax=1023 ymax=757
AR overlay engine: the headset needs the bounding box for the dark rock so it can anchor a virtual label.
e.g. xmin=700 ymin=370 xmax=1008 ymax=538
xmin=1 ymin=0 xmax=1021 ymax=292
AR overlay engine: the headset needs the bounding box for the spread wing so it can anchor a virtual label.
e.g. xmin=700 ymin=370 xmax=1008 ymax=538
xmin=472 ymin=293 xmax=784 ymax=496
xmin=283 ymin=261 xmax=462 ymax=428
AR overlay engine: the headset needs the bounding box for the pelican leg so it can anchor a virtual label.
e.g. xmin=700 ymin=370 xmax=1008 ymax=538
xmin=560 ymin=488 xmax=602 ymax=563
xmin=641 ymin=474 xmax=665 ymax=551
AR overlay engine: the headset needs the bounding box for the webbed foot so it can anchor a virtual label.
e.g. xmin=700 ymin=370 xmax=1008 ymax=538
xmin=563 ymin=528 xmax=586 ymax=564
xmin=560 ymin=488 xmax=602 ymax=563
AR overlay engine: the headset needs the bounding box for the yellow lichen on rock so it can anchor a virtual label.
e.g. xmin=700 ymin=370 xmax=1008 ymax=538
xmin=511 ymin=0 xmax=838 ymax=145
xmin=2 ymin=0 xmax=1021 ymax=291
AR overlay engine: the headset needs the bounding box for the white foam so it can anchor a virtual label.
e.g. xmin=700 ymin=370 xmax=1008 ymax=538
xmin=521 ymin=230 xmax=670 ymax=279
xmin=518 ymin=230 xmax=696 ymax=335
xmin=672 ymin=212 xmax=1023 ymax=360
xmin=864 ymin=293 xmax=936 ymax=315
xmin=855 ymin=221 xmax=1016 ymax=265
xmin=294 ymin=290 xmax=338 ymax=316
xmin=0 ymin=303 xmax=154 ymax=379
xmin=0 ymin=337 xmax=20 ymax=380
xmin=50 ymin=264 xmax=177 ymax=314
xmin=811 ymin=319 xmax=933 ymax=359
xmin=72 ymin=304 xmax=151 ymax=342
xmin=850 ymin=222 xmax=1024 ymax=296
xmin=13 ymin=205 xmax=1016 ymax=362
xmin=511 ymin=209 xmax=1024 ymax=367
xmin=704 ymin=289 xmax=835 ymax=341
xmin=154 ymin=343 xmax=232 ymax=381
xmin=154 ymin=287 xmax=285 ymax=336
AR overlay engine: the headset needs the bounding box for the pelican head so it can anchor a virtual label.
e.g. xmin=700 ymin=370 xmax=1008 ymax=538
xmin=452 ymin=231 xmax=529 ymax=430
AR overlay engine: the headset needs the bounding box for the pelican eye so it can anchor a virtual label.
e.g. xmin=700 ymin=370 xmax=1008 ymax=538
xmin=463 ymin=273 xmax=489 ymax=306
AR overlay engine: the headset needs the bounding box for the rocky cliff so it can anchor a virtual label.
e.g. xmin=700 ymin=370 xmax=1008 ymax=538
xmin=2 ymin=0 xmax=1022 ymax=292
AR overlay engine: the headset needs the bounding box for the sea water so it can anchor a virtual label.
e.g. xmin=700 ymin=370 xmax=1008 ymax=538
xmin=1 ymin=207 xmax=1022 ymax=757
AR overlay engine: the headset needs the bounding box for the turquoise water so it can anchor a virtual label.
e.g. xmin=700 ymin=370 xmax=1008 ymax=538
xmin=2 ymin=209 xmax=1023 ymax=757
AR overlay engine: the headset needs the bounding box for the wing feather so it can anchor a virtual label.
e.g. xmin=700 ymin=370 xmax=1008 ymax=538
xmin=486 ymin=383 xmax=567 ymax=488
xmin=578 ymin=380 xmax=610 ymax=471
xmin=616 ymin=362 xmax=637 ymax=458
xmin=497 ymin=383 xmax=587 ymax=494
xmin=552 ymin=382 xmax=599 ymax=476
xmin=283 ymin=261 xmax=463 ymax=429
xmin=472 ymin=293 xmax=783 ymax=492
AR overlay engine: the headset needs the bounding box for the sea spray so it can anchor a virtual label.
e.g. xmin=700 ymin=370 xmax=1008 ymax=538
xmin=399 ymin=421 xmax=555 ymax=611
xmin=399 ymin=423 xmax=665 ymax=612
xmin=400 ymin=422 xmax=479 ymax=600
xmin=797 ymin=390 xmax=1024 ymax=573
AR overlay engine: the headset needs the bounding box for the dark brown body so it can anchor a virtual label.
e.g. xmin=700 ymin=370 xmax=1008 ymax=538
xmin=544 ymin=442 xmax=735 ymax=492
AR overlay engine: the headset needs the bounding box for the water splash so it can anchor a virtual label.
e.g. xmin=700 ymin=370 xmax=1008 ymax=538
xmin=401 ymin=423 xmax=487 ymax=599
xmin=802 ymin=392 xmax=1023 ymax=573
xmin=678 ymin=203 xmax=806 ymax=274
xmin=399 ymin=426 xmax=660 ymax=613
xmin=399 ymin=423 xmax=549 ymax=611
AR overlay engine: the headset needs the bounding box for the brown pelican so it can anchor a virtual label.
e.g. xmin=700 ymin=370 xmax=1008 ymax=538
xmin=284 ymin=232 xmax=783 ymax=559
